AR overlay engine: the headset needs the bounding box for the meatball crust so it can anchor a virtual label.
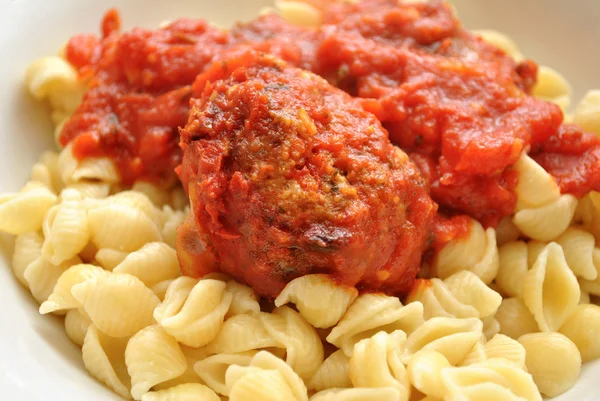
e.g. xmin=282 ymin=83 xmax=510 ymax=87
xmin=177 ymin=51 xmax=436 ymax=299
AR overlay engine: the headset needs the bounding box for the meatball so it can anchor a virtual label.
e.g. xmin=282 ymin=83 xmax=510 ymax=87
xmin=176 ymin=51 xmax=436 ymax=299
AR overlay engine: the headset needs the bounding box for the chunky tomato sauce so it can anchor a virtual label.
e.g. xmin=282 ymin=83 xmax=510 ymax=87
xmin=59 ymin=0 xmax=600 ymax=295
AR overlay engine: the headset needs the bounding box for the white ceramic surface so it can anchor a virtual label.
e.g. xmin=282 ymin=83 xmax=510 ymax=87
xmin=0 ymin=0 xmax=598 ymax=400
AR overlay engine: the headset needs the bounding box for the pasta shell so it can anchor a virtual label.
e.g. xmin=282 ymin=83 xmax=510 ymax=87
xmin=260 ymin=306 xmax=324 ymax=380
xmin=407 ymin=350 xmax=450 ymax=399
xmin=512 ymin=153 xmax=560 ymax=211
xmin=205 ymin=314 xmax=281 ymax=355
xmin=82 ymin=325 xmax=132 ymax=399
xmin=141 ymin=383 xmax=220 ymax=401
xmin=349 ymin=331 xmax=410 ymax=400
xmin=24 ymin=255 xmax=81 ymax=305
xmin=496 ymin=241 xmax=529 ymax=298
xmin=555 ymin=227 xmax=598 ymax=281
xmin=95 ymin=248 xmax=129 ymax=271
xmin=24 ymin=56 xmax=79 ymax=99
xmin=40 ymin=263 xmax=107 ymax=314
xmin=12 ymin=231 xmax=44 ymax=288
xmin=327 ymin=294 xmax=424 ymax=356
xmin=400 ymin=317 xmax=483 ymax=365
xmin=72 ymin=272 xmax=160 ymax=337
xmin=88 ymin=203 xmax=162 ymax=252
xmin=559 ymin=303 xmax=600 ymax=362
xmin=521 ymin=243 xmax=580 ymax=332
xmin=225 ymin=280 xmax=260 ymax=318
xmin=441 ymin=271 xmax=502 ymax=318
xmin=307 ymin=350 xmax=351 ymax=391
xmin=151 ymin=279 xmax=176 ymax=302
xmin=519 ymin=332 xmax=581 ymax=397
xmin=113 ymin=242 xmax=181 ymax=287
xmin=483 ymin=334 xmax=526 ymax=369
xmin=66 ymin=181 xmax=111 ymax=199
xmin=309 ymin=388 xmax=401 ymax=401
xmin=153 ymin=277 xmax=232 ymax=347
xmin=532 ymin=66 xmax=572 ymax=111
xmin=513 ymin=194 xmax=578 ymax=242
xmin=495 ymin=298 xmax=538 ymax=340
xmin=573 ymin=89 xmax=600 ymax=136
xmin=161 ymin=210 xmax=186 ymax=248
xmin=194 ymin=352 xmax=257 ymax=396
xmin=472 ymin=30 xmax=522 ymax=60
xmin=0 ymin=187 xmax=57 ymax=235
xmin=275 ymin=0 xmax=322 ymax=27
xmin=125 ymin=325 xmax=187 ymax=400
xmin=64 ymin=308 xmax=91 ymax=347
xmin=275 ymin=274 xmax=358 ymax=328
xmin=132 ymin=181 xmax=171 ymax=207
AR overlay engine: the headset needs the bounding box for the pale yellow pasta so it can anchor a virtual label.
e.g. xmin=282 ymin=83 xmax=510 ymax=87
xmin=225 ymin=351 xmax=308 ymax=401
xmin=30 ymin=162 xmax=55 ymax=192
xmin=39 ymin=151 xmax=63 ymax=193
xmin=72 ymin=272 xmax=160 ymax=337
xmin=307 ymin=350 xmax=351 ymax=391
xmin=309 ymin=388 xmax=401 ymax=401
xmin=260 ymin=306 xmax=324 ymax=380
xmin=495 ymin=298 xmax=539 ymax=340
xmin=472 ymin=30 xmax=523 ymax=60
xmin=275 ymin=274 xmax=358 ymax=328
xmin=407 ymin=271 xmax=501 ymax=320
xmin=205 ymin=314 xmax=281 ymax=355
xmin=0 ymin=186 xmax=57 ymax=235
xmin=433 ymin=218 xmax=499 ymax=284
xmin=327 ymin=294 xmax=424 ymax=356
xmin=481 ymin=315 xmax=500 ymax=341
xmin=559 ymin=303 xmax=600 ymax=362
xmin=11 ymin=231 xmax=43 ymax=288
xmin=132 ymin=181 xmax=171 ymax=207
xmin=521 ymin=242 xmax=580 ymax=332
xmin=519 ymin=332 xmax=582 ymax=397
xmin=41 ymin=189 xmax=90 ymax=264
xmin=95 ymin=248 xmax=129 ymax=270
xmin=555 ymin=226 xmax=599 ymax=281
xmin=161 ymin=209 xmax=186 ymax=248
xmin=225 ymin=280 xmax=260 ymax=318
xmin=573 ymin=89 xmax=600 ymax=136
xmin=460 ymin=339 xmax=487 ymax=367
xmin=514 ymin=195 xmax=578 ymax=242
xmin=579 ymin=289 xmax=591 ymax=305
xmin=194 ymin=352 xmax=257 ymax=396
xmin=495 ymin=216 xmax=521 ymax=246
xmin=100 ymin=191 xmax=163 ymax=224
xmin=125 ymin=325 xmax=187 ymax=400
xmin=88 ymin=203 xmax=162 ymax=252
xmin=513 ymin=153 xmax=560 ymax=212
xmin=463 ymin=334 xmax=526 ymax=370
xmin=153 ymin=277 xmax=232 ymax=347
xmin=58 ymin=144 xmax=120 ymax=184
xmin=407 ymin=350 xmax=450 ymax=399
xmin=496 ymin=241 xmax=528 ymax=298
xmin=400 ymin=317 xmax=483 ymax=365
xmin=113 ymin=242 xmax=181 ymax=288
xmin=24 ymin=255 xmax=81 ymax=305
xmin=151 ymin=279 xmax=176 ymax=301
xmin=275 ymin=0 xmax=322 ymax=27
xmin=349 ymin=330 xmax=410 ymax=401
xmin=64 ymin=308 xmax=91 ymax=347
xmin=82 ymin=324 xmax=132 ymax=399
xmin=39 ymin=263 xmax=106 ymax=314
xmin=153 ymin=346 xmax=208 ymax=390
xmin=532 ymin=66 xmax=572 ymax=111
xmin=66 ymin=181 xmax=111 ymax=199
xmin=141 ymin=383 xmax=220 ymax=401
xmin=440 ymin=358 xmax=542 ymax=401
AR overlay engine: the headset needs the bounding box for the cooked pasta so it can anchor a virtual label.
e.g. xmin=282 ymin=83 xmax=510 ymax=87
xmin=473 ymin=30 xmax=523 ymax=60
xmin=399 ymin=317 xmax=483 ymax=365
xmin=95 ymin=248 xmax=129 ymax=271
xmin=573 ymin=89 xmax=600 ymax=136
xmin=531 ymin=66 xmax=573 ymax=111
xmin=260 ymin=306 xmax=324 ymax=380
xmin=519 ymin=332 xmax=582 ymax=397
xmin=495 ymin=297 xmax=539 ymax=340
xmin=72 ymin=272 xmax=160 ymax=337
xmin=432 ymin=218 xmax=499 ymax=284
xmin=555 ymin=227 xmax=599 ymax=281
xmin=327 ymin=294 xmax=424 ymax=356
xmin=141 ymin=383 xmax=220 ymax=401
xmin=58 ymin=144 xmax=120 ymax=184
xmin=24 ymin=255 xmax=81 ymax=305
xmin=0 ymin=185 xmax=57 ymax=235
xmin=153 ymin=346 xmax=208 ymax=390
xmin=275 ymin=275 xmax=358 ymax=328
xmin=153 ymin=277 xmax=232 ymax=347
xmin=224 ymin=280 xmax=261 ymax=318
xmin=82 ymin=324 xmax=132 ymax=399
xmin=309 ymin=388 xmax=401 ymax=401
xmin=161 ymin=209 xmax=186 ymax=248
xmin=307 ymin=350 xmax=351 ymax=391
xmin=407 ymin=349 xmax=450 ymax=400
xmin=193 ymin=352 xmax=256 ymax=396
xmin=125 ymin=325 xmax=187 ymax=400
xmin=205 ymin=314 xmax=281 ymax=355
xmin=441 ymin=357 xmax=542 ymax=401
xmin=559 ymin=304 xmax=600 ymax=362
xmin=41 ymin=188 xmax=90 ymax=264
xmin=407 ymin=271 xmax=502 ymax=320
xmin=275 ymin=0 xmax=322 ymax=27
xmin=521 ymin=242 xmax=580 ymax=332
xmin=11 ymin=231 xmax=44 ymax=288
xmin=349 ymin=330 xmax=410 ymax=400
xmin=113 ymin=242 xmax=181 ymax=288
xmin=39 ymin=263 xmax=107 ymax=314
xmin=225 ymin=351 xmax=308 ymax=401
xmin=64 ymin=308 xmax=92 ymax=347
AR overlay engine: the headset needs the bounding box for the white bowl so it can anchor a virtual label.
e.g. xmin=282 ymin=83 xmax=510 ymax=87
xmin=0 ymin=0 xmax=598 ymax=400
